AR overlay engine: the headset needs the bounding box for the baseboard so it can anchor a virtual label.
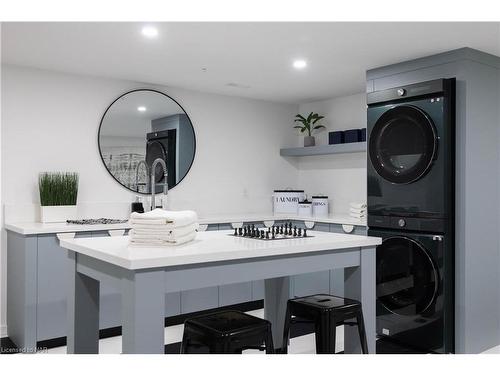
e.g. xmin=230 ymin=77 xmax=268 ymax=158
xmin=0 ymin=325 xmax=7 ymax=338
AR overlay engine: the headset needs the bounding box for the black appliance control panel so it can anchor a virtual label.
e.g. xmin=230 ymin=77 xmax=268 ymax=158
xmin=368 ymin=215 xmax=446 ymax=233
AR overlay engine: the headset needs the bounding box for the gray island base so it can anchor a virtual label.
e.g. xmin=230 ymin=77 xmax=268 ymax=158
xmin=60 ymin=230 xmax=380 ymax=354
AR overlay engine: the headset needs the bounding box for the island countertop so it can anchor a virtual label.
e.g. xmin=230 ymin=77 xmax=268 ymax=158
xmin=59 ymin=230 xmax=381 ymax=270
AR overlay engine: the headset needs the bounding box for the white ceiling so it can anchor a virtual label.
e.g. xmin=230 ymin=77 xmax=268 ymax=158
xmin=2 ymin=22 xmax=500 ymax=103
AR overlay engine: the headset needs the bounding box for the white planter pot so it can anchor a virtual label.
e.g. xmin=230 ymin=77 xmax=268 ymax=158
xmin=40 ymin=205 xmax=77 ymax=223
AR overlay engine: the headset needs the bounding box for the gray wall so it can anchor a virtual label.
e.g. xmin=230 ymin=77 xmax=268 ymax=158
xmin=367 ymin=48 xmax=500 ymax=353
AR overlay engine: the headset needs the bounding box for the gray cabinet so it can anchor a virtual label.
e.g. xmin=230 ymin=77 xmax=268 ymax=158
xmin=219 ymin=282 xmax=253 ymax=306
xmin=180 ymin=286 xmax=219 ymax=313
xmin=36 ymin=232 xmax=91 ymax=341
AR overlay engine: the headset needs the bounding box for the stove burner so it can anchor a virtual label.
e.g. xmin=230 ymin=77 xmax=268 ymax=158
xmin=66 ymin=218 xmax=129 ymax=225
xmin=230 ymin=222 xmax=311 ymax=240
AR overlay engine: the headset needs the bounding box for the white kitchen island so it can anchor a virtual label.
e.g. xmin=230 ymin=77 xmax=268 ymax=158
xmin=60 ymin=230 xmax=381 ymax=354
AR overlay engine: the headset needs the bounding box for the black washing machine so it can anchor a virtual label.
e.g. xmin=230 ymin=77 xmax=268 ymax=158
xmin=368 ymin=228 xmax=454 ymax=353
xmin=367 ymin=79 xmax=455 ymax=353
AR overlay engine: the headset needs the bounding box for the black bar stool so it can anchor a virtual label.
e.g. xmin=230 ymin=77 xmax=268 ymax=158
xmin=282 ymin=294 xmax=368 ymax=354
xmin=180 ymin=310 xmax=274 ymax=354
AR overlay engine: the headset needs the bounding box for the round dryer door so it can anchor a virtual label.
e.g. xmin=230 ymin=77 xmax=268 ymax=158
xmin=376 ymin=236 xmax=439 ymax=316
xmin=369 ymin=105 xmax=437 ymax=184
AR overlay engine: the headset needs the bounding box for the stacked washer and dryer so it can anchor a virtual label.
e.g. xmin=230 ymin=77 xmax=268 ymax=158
xmin=367 ymin=79 xmax=455 ymax=353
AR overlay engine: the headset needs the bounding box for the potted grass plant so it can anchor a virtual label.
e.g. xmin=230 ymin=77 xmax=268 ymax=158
xmin=39 ymin=172 xmax=79 ymax=223
xmin=293 ymin=112 xmax=326 ymax=147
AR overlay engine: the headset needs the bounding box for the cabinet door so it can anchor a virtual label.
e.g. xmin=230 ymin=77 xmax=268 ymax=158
xmin=36 ymin=232 xmax=92 ymax=341
xmin=291 ymin=221 xmax=330 ymax=298
xmin=219 ymin=282 xmax=253 ymax=306
xmin=180 ymin=287 xmax=219 ymax=314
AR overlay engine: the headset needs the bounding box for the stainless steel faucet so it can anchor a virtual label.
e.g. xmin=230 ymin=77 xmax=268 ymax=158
xmin=135 ymin=160 xmax=150 ymax=194
xmin=151 ymin=158 xmax=168 ymax=210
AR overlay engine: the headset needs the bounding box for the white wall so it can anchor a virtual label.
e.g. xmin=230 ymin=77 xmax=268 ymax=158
xmin=296 ymin=93 xmax=367 ymax=213
xmin=0 ymin=64 xmax=299 ymax=336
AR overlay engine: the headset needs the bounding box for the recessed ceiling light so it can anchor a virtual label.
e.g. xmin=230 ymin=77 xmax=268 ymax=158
xmin=137 ymin=106 xmax=147 ymax=112
xmin=293 ymin=59 xmax=307 ymax=69
xmin=141 ymin=26 xmax=158 ymax=38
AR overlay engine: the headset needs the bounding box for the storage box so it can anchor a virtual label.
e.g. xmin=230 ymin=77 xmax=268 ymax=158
xmin=328 ymin=131 xmax=345 ymax=145
xmin=312 ymin=196 xmax=329 ymax=217
xmin=273 ymin=190 xmax=305 ymax=214
xmin=344 ymin=129 xmax=362 ymax=143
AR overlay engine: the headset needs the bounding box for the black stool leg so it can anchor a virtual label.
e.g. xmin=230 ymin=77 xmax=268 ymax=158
xmin=315 ymin=314 xmax=336 ymax=354
xmin=281 ymin=302 xmax=292 ymax=354
xmin=265 ymin=325 xmax=275 ymax=354
xmin=355 ymin=311 xmax=369 ymax=354
xmin=180 ymin=327 xmax=190 ymax=354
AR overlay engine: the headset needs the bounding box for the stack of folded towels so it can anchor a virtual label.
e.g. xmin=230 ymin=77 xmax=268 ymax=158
xmin=129 ymin=208 xmax=199 ymax=247
xmin=349 ymin=202 xmax=367 ymax=221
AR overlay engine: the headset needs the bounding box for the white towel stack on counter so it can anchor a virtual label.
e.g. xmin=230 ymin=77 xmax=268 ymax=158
xmin=349 ymin=202 xmax=367 ymax=220
xmin=129 ymin=208 xmax=199 ymax=247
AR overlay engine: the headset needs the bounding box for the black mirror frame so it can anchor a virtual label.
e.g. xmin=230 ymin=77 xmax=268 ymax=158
xmin=97 ymin=88 xmax=197 ymax=195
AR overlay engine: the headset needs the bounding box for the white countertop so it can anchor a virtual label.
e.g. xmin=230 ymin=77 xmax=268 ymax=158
xmin=4 ymin=221 xmax=132 ymax=235
xmin=60 ymin=230 xmax=381 ymax=270
xmin=4 ymin=213 xmax=366 ymax=235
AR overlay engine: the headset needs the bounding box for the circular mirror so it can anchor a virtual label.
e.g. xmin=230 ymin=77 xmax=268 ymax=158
xmin=98 ymin=89 xmax=196 ymax=194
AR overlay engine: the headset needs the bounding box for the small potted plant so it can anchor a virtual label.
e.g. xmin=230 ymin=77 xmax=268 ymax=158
xmin=293 ymin=112 xmax=326 ymax=147
xmin=39 ymin=172 xmax=79 ymax=223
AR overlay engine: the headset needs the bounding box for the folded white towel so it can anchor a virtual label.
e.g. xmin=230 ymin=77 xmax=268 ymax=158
xmin=129 ymin=231 xmax=197 ymax=247
xmin=130 ymin=209 xmax=198 ymax=227
xmin=349 ymin=212 xmax=366 ymax=218
xmin=131 ymin=222 xmax=199 ymax=234
xmin=349 ymin=202 xmax=367 ymax=209
xmin=130 ymin=223 xmax=199 ymax=240
xmin=349 ymin=207 xmax=367 ymax=215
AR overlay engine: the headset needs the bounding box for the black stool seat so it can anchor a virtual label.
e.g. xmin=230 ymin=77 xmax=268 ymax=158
xmin=283 ymin=294 xmax=368 ymax=354
xmin=181 ymin=310 xmax=274 ymax=354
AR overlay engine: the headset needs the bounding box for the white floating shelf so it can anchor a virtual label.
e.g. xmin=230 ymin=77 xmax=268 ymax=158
xmin=280 ymin=142 xmax=366 ymax=157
